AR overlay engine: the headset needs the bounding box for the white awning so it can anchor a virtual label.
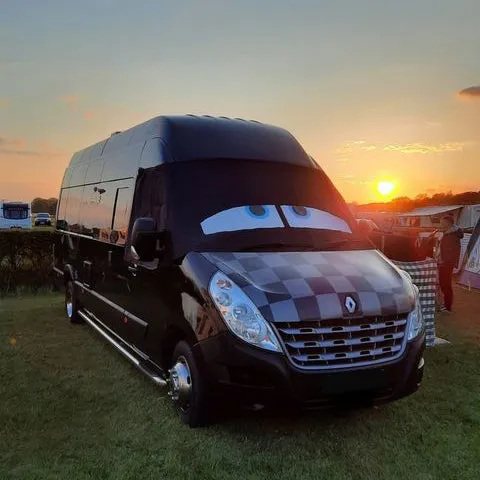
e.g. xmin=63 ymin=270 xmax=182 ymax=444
xmin=399 ymin=205 xmax=463 ymax=217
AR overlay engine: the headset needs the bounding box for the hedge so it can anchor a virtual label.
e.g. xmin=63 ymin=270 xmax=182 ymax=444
xmin=0 ymin=230 xmax=55 ymax=294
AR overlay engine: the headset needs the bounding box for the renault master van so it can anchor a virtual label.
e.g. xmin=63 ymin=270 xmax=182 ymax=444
xmin=54 ymin=115 xmax=425 ymax=427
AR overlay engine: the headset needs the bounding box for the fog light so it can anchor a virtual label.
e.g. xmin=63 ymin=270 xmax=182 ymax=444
xmin=418 ymin=357 xmax=424 ymax=369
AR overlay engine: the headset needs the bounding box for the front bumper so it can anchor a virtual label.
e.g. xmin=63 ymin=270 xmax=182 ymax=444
xmin=196 ymin=331 xmax=425 ymax=409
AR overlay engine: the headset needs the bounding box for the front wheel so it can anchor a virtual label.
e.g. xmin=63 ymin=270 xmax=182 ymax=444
xmin=168 ymin=340 xmax=212 ymax=427
xmin=65 ymin=280 xmax=83 ymax=324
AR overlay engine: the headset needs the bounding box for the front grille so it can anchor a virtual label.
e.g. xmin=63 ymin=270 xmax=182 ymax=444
xmin=273 ymin=314 xmax=409 ymax=370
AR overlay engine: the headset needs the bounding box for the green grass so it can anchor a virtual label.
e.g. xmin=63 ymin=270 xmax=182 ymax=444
xmin=1 ymin=292 xmax=479 ymax=480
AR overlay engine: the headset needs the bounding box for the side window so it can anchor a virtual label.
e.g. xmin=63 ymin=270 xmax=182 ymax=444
xmin=111 ymin=187 xmax=131 ymax=245
xmin=57 ymin=189 xmax=69 ymax=230
xmin=65 ymin=186 xmax=84 ymax=233
xmin=80 ymin=183 xmax=116 ymax=241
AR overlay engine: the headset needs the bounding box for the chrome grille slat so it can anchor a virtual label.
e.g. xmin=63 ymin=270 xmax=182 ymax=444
xmin=273 ymin=314 xmax=409 ymax=370
xmin=285 ymin=331 xmax=404 ymax=349
xmin=292 ymin=344 xmax=402 ymax=363
xmin=278 ymin=319 xmax=406 ymax=337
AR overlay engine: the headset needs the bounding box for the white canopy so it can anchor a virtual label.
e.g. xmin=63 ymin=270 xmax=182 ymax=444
xmin=399 ymin=205 xmax=463 ymax=217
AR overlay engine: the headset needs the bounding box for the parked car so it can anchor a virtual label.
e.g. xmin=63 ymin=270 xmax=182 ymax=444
xmin=54 ymin=115 xmax=425 ymax=427
xmin=34 ymin=212 xmax=52 ymax=226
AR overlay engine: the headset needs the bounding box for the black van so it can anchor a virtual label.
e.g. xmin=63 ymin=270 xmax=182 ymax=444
xmin=54 ymin=115 xmax=425 ymax=427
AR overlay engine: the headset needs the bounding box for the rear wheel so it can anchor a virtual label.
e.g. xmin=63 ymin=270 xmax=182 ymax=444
xmin=65 ymin=280 xmax=83 ymax=324
xmin=168 ymin=340 xmax=212 ymax=427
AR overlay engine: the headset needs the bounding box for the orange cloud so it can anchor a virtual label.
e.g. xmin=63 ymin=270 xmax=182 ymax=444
xmin=83 ymin=111 xmax=97 ymax=120
xmin=458 ymin=86 xmax=480 ymax=99
xmin=58 ymin=94 xmax=80 ymax=111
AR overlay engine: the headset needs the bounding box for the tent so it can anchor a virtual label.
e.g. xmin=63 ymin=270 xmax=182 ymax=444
xmin=458 ymin=217 xmax=480 ymax=290
xmin=397 ymin=204 xmax=480 ymax=230
xmin=397 ymin=205 xmax=463 ymax=229
xmin=458 ymin=204 xmax=480 ymax=231
xmin=455 ymin=232 xmax=472 ymax=274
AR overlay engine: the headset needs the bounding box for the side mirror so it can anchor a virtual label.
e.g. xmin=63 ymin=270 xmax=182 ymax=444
xmin=131 ymin=217 xmax=163 ymax=262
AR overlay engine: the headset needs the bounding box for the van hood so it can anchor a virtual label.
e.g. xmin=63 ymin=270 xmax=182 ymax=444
xmin=202 ymin=250 xmax=415 ymax=323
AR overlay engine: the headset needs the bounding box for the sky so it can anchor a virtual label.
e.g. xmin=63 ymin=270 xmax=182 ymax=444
xmin=1 ymin=0 xmax=480 ymax=204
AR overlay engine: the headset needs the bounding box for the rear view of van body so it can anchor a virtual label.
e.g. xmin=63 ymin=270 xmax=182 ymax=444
xmin=54 ymin=115 xmax=425 ymax=427
xmin=0 ymin=201 xmax=31 ymax=229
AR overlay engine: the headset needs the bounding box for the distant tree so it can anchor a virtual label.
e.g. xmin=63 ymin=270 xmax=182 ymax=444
xmin=31 ymin=197 xmax=58 ymax=215
xmin=389 ymin=196 xmax=413 ymax=213
xmin=358 ymin=191 xmax=480 ymax=212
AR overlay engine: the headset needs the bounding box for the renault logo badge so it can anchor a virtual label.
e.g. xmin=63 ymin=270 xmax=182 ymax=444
xmin=345 ymin=296 xmax=357 ymax=314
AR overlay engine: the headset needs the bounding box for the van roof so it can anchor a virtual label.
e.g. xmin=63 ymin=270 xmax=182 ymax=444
xmin=68 ymin=115 xmax=316 ymax=169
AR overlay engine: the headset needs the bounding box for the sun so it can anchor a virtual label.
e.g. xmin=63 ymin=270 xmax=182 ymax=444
xmin=377 ymin=180 xmax=395 ymax=197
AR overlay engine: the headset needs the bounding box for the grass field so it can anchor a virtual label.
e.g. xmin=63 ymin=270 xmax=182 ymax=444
xmin=1 ymin=288 xmax=479 ymax=480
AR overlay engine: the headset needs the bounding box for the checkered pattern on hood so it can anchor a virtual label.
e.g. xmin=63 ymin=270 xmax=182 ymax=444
xmin=203 ymin=250 xmax=415 ymax=323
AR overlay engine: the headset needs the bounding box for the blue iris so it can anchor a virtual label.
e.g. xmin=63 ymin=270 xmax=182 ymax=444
xmin=289 ymin=206 xmax=310 ymax=218
xmin=245 ymin=205 xmax=269 ymax=219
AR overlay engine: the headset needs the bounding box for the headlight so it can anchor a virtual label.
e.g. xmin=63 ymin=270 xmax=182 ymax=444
xmin=407 ymin=284 xmax=424 ymax=341
xmin=209 ymin=271 xmax=282 ymax=352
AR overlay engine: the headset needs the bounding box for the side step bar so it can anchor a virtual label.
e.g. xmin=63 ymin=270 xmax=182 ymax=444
xmin=78 ymin=310 xmax=167 ymax=387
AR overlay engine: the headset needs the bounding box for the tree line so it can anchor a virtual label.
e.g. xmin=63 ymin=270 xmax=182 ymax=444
xmin=31 ymin=198 xmax=58 ymax=215
xmin=356 ymin=191 xmax=480 ymax=213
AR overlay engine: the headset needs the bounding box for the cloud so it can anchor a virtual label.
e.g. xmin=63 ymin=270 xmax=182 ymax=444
xmin=458 ymin=85 xmax=480 ymax=99
xmin=383 ymin=142 xmax=467 ymax=154
xmin=0 ymin=149 xmax=40 ymax=156
xmin=0 ymin=136 xmax=63 ymax=157
xmin=58 ymin=94 xmax=79 ymax=104
xmin=333 ymin=139 xmax=470 ymax=158
xmin=83 ymin=111 xmax=98 ymax=120
xmin=58 ymin=94 xmax=80 ymax=111
xmin=336 ymin=173 xmax=372 ymax=186
xmin=334 ymin=140 xmax=377 ymax=160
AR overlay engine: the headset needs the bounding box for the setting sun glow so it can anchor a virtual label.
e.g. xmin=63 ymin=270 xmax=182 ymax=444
xmin=377 ymin=181 xmax=395 ymax=197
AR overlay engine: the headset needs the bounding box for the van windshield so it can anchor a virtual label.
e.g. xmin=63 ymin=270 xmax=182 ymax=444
xmin=132 ymin=159 xmax=372 ymax=259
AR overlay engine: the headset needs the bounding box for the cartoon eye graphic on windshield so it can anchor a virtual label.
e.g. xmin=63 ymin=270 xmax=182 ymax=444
xmin=289 ymin=206 xmax=310 ymax=218
xmin=201 ymin=205 xmax=283 ymax=235
xmin=246 ymin=205 xmax=269 ymax=218
xmin=281 ymin=206 xmax=352 ymax=233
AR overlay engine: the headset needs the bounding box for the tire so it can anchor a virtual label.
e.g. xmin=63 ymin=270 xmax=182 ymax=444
xmin=168 ymin=340 xmax=212 ymax=427
xmin=65 ymin=280 xmax=83 ymax=324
